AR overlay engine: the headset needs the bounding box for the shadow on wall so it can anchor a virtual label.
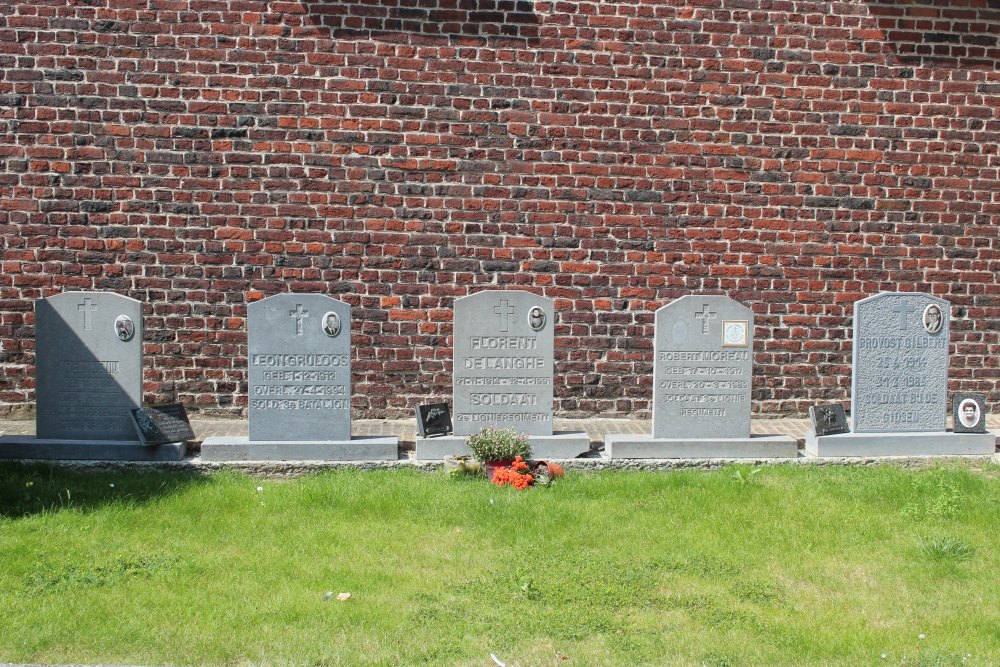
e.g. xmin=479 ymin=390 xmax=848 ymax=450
xmin=866 ymin=0 xmax=1000 ymax=68
xmin=300 ymin=0 xmax=543 ymax=45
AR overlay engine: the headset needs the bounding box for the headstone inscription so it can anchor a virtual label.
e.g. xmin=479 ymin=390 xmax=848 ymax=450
xmin=452 ymin=290 xmax=554 ymax=436
xmin=604 ymin=294 xmax=797 ymax=458
xmin=851 ymin=292 xmax=949 ymax=433
xmin=806 ymin=292 xmax=995 ymax=456
xmin=415 ymin=290 xmax=590 ymax=459
xmin=248 ymin=293 xmax=352 ymax=442
xmin=199 ymin=293 xmax=398 ymax=461
xmin=652 ymin=295 xmax=753 ymax=439
xmin=0 ymin=291 xmax=186 ymax=461
xmin=36 ymin=291 xmax=142 ymax=441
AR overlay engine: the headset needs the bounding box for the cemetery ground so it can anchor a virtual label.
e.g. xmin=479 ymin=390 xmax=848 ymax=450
xmin=1 ymin=463 xmax=999 ymax=666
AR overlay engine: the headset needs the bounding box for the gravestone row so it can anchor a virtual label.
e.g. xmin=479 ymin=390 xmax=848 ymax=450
xmin=0 ymin=290 xmax=995 ymax=462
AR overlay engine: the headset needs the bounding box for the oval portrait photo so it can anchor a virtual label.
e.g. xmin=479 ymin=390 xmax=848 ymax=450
xmin=958 ymin=398 xmax=981 ymax=429
xmin=922 ymin=304 xmax=943 ymax=334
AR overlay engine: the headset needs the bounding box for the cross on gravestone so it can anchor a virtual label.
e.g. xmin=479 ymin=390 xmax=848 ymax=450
xmin=78 ymin=297 xmax=97 ymax=331
xmin=653 ymin=295 xmax=753 ymax=439
xmin=851 ymin=292 xmax=949 ymax=433
xmin=494 ymin=300 xmax=515 ymax=333
xmin=453 ymin=291 xmax=554 ymax=436
xmin=36 ymin=292 xmax=143 ymax=441
xmin=289 ymin=304 xmax=309 ymax=336
xmin=694 ymin=303 xmax=717 ymax=335
xmin=891 ymin=300 xmax=916 ymax=331
xmin=249 ymin=294 xmax=352 ymax=441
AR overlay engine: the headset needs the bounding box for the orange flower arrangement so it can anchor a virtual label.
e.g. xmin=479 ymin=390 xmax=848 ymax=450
xmin=491 ymin=456 xmax=534 ymax=490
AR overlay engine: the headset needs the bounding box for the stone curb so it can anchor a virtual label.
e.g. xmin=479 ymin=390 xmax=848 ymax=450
xmin=2 ymin=454 xmax=996 ymax=477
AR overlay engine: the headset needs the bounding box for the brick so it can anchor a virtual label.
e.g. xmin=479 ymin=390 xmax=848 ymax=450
xmin=0 ymin=0 xmax=995 ymax=419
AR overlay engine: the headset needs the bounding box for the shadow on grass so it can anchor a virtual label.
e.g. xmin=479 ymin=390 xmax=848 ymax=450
xmin=0 ymin=463 xmax=213 ymax=520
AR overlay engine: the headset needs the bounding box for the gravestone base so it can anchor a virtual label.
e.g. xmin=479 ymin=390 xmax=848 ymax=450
xmin=0 ymin=436 xmax=186 ymax=461
xmin=199 ymin=435 xmax=398 ymax=462
xmin=604 ymin=434 xmax=798 ymax=459
xmin=804 ymin=430 xmax=996 ymax=457
xmin=415 ymin=432 xmax=591 ymax=460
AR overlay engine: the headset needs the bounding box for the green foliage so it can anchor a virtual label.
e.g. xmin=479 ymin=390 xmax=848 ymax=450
xmin=26 ymin=553 xmax=179 ymax=593
xmin=902 ymin=470 xmax=966 ymax=519
xmin=730 ymin=465 xmax=762 ymax=487
xmin=0 ymin=463 xmax=999 ymax=665
xmin=465 ymin=427 xmax=532 ymax=463
xmin=919 ymin=536 xmax=975 ymax=562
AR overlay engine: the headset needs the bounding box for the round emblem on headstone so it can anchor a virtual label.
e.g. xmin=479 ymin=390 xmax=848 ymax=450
xmin=922 ymin=304 xmax=943 ymax=334
xmin=957 ymin=398 xmax=980 ymax=429
xmin=527 ymin=306 xmax=546 ymax=331
xmin=671 ymin=320 xmax=689 ymax=343
xmin=322 ymin=311 xmax=341 ymax=338
xmin=114 ymin=315 xmax=135 ymax=342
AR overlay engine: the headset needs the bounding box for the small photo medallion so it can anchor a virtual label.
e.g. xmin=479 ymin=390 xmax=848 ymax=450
xmin=923 ymin=304 xmax=943 ymax=334
xmin=114 ymin=315 xmax=135 ymax=342
xmin=721 ymin=320 xmax=748 ymax=347
xmin=528 ymin=305 xmax=546 ymax=331
xmin=958 ymin=398 xmax=980 ymax=429
xmin=322 ymin=311 xmax=341 ymax=338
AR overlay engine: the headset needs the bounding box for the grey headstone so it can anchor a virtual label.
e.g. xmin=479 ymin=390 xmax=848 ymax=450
xmin=35 ymin=291 xmax=142 ymax=441
xmin=851 ymin=292 xmax=949 ymax=433
xmin=453 ymin=290 xmax=554 ymax=436
xmin=652 ymin=295 xmax=754 ymax=439
xmin=248 ymin=294 xmax=351 ymax=441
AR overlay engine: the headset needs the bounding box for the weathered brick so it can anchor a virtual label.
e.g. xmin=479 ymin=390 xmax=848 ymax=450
xmin=0 ymin=0 xmax=995 ymax=418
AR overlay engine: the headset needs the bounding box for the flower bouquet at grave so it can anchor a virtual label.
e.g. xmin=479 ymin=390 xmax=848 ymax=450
xmin=464 ymin=427 xmax=566 ymax=490
xmin=467 ymin=427 xmax=532 ymax=463
xmin=466 ymin=427 xmax=532 ymax=482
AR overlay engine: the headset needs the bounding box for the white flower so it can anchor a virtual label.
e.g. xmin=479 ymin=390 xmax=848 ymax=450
xmin=880 ymin=654 xmax=887 ymax=660
xmin=256 ymin=486 xmax=263 ymax=492
xmin=109 ymin=483 xmax=115 ymax=488
xmin=918 ymin=634 xmax=926 ymax=640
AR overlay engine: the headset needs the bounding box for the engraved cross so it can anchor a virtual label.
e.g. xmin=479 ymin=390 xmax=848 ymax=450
xmin=891 ymin=300 xmax=916 ymax=331
xmin=290 ymin=304 xmax=309 ymax=336
xmin=694 ymin=303 xmax=717 ymax=335
xmin=495 ymin=300 xmax=515 ymax=333
xmin=77 ymin=298 xmax=97 ymax=331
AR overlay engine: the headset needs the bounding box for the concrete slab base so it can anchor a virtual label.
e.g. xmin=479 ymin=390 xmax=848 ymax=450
xmin=415 ymin=431 xmax=591 ymax=460
xmin=804 ymin=430 xmax=996 ymax=457
xmin=0 ymin=436 xmax=186 ymax=461
xmin=199 ymin=435 xmax=398 ymax=461
xmin=604 ymin=434 xmax=798 ymax=459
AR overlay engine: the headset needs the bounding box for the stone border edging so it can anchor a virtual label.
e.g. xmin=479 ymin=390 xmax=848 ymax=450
xmin=2 ymin=454 xmax=996 ymax=477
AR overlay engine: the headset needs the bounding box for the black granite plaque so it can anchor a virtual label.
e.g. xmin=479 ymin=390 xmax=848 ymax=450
xmin=952 ymin=393 xmax=987 ymax=434
xmin=809 ymin=404 xmax=850 ymax=436
xmin=131 ymin=404 xmax=195 ymax=445
xmin=416 ymin=403 xmax=452 ymax=437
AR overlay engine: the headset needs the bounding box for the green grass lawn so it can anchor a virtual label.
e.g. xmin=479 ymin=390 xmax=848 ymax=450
xmin=1 ymin=463 xmax=999 ymax=666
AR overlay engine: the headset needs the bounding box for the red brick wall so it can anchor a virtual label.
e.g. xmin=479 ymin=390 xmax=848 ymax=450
xmin=1 ymin=0 xmax=998 ymax=418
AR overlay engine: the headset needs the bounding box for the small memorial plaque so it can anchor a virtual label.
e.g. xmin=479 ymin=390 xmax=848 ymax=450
xmin=809 ymin=404 xmax=850 ymax=436
xmin=416 ymin=403 xmax=452 ymax=437
xmin=248 ymin=294 xmax=352 ymax=442
xmin=851 ymin=292 xmax=949 ymax=433
xmin=652 ymin=295 xmax=754 ymax=439
xmin=131 ymin=404 xmax=195 ymax=445
xmin=952 ymin=393 xmax=987 ymax=434
xmin=453 ymin=290 xmax=554 ymax=436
